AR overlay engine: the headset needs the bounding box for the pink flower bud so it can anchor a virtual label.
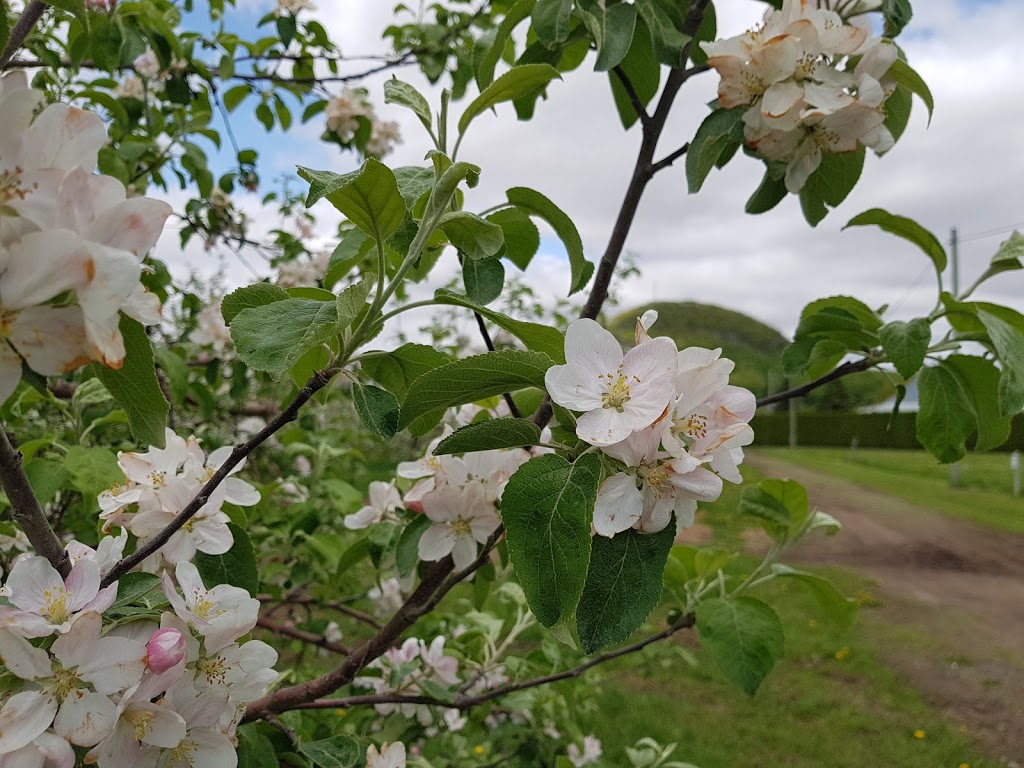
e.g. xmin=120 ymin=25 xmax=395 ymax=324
xmin=146 ymin=628 xmax=186 ymax=674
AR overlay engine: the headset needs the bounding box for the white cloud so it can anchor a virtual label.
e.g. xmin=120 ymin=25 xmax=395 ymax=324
xmin=156 ymin=0 xmax=1024 ymax=339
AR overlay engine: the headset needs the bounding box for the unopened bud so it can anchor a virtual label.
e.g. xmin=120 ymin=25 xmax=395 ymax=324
xmin=146 ymin=628 xmax=186 ymax=674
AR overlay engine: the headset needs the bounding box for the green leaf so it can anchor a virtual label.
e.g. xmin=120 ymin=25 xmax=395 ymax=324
xmin=635 ymin=0 xmax=692 ymax=67
xmin=91 ymin=316 xmax=168 ymax=448
xmin=506 ymin=186 xmax=591 ymax=295
xmin=942 ymin=355 xmax=1011 ymax=452
xmin=154 ymin=348 xmax=188 ymax=406
xmin=799 ymin=147 xmax=864 ymax=227
xmin=458 ymin=64 xmax=561 ymax=136
xmin=398 ymin=350 xmax=551 ymax=429
xmin=879 ymin=318 xmax=930 ymax=379
xmin=886 ymin=57 xmax=933 ymax=125
xmin=769 ymin=565 xmax=857 ymax=630
xmin=487 ymin=207 xmax=540 ymax=270
xmin=299 ymin=735 xmax=360 ymax=768
xmin=0 ymin=6 xmax=8 ymax=59
xmin=502 ymin=454 xmax=601 ymax=627
xmin=434 ymin=418 xmax=542 ymax=455
xmin=882 ymin=0 xmax=913 ymax=37
xmin=422 ymin=160 xmax=481 ymax=224
xmin=608 ymin=16 xmax=660 ymax=129
xmin=325 ymin=229 xmax=371 ymax=289
xmin=221 ymin=283 xmax=289 ymax=325
xmin=916 ymin=365 xmax=976 ymax=463
xmin=65 ymin=446 xmax=122 ymax=504
xmin=577 ymin=519 xmax=676 ymax=653
xmin=737 ymin=479 xmax=809 ymax=542
xmin=441 ymin=211 xmax=505 ymax=260
xmin=397 ymin=514 xmax=432 ymax=576
xmin=231 ymin=298 xmax=340 ymax=380
xmin=237 ymin=725 xmax=279 ymax=768
xmin=89 ymin=16 xmax=124 ymax=71
xmin=110 ymin=572 xmax=163 ymax=612
xmin=384 ymin=77 xmax=433 ymax=132
xmin=977 ymin=309 xmax=1024 ymax=415
xmin=433 ymin=290 xmax=566 ymax=362
xmin=361 ymin=343 xmax=450 ymax=400
xmin=298 ymin=159 xmax=405 ymax=241
xmin=578 ymin=0 xmax=636 ymax=72
xmin=463 ymin=257 xmax=505 ymax=305
xmin=844 ymin=208 xmax=947 ymax=274
xmin=223 ymin=83 xmax=251 ymax=112
xmin=532 ymin=0 xmax=574 ymax=46
xmin=687 ymin=107 xmax=745 ymax=193
xmin=696 ymin=596 xmax=784 ymax=695
xmin=477 ymin=0 xmax=534 ymax=88
xmin=745 ymin=170 xmax=788 ymax=215
xmin=194 ymin=524 xmax=259 ymax=594
xmin=972 ymin=231 xmax=1024 ymax=289
xmin=352 ymin=382 xmax=400 ymax=441
xmin=335 ymin=275 xmax=374 ymax=331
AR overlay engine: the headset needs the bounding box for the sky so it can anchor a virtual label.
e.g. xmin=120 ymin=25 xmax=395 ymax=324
xmin=158 ymin=0 xmax=1024 ymax=340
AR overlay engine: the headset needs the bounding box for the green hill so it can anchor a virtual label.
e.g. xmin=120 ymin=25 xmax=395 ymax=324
xmin=609 ymin=301 xmax=893 ymax=408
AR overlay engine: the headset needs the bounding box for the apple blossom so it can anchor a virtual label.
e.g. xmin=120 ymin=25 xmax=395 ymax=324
xmin=0 ymin=555 xmax=116 ymax=637
xmin=417 ymin=482 xmax=501 ymax=570
xmin=568 ymin=735 xmax=603 ymax=767
xmin=163 ymin=562 xmax=260 ymax=654
xmin=190 ymin=299 xmax=232 ymax=356
xmin=147 ymin=628 xmax=187 ymax=674
xmin=545 ymin=318 xmax=677 ymax=446
xmin=367 ymin=742 xmax=406 ymax=768
xmin=345 ymin=481 xmax=403 ymax=529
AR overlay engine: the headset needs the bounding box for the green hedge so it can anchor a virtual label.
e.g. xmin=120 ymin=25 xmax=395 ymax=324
xmin=751 ymin=411 xmax=1024 ymax=452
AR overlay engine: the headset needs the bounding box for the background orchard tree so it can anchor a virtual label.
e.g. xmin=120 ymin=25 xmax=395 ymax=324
xmin=0 ymin=0 xmax=1020 ymax=766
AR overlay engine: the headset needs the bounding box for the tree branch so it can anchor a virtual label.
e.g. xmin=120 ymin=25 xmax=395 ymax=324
xmin=257 ymin=594 xmax=384 ymax=631
xmin=292 ymin=613 xmax=696 ymax=712
xmin=650 ymin=142 xmax=690 ymax=174
xmin=101 ymin=368 xmax=338 ymax=586
xmin=0 ymin=424 xmax=70 ymax=577
xmin=611 ymin=65 xmax=650 ymax=127
xmin=755 ymin=357 xmax=877 ymax=408
xmin=473 ymin=312 xmax=521 ymax=418
xmin=0 ymin=1 xmax=48 ymax=70
xmin=256 ymin=616 xmax=351 ymax=656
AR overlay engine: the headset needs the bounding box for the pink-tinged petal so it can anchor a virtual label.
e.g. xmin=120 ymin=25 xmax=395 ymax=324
xmin=10 ymin=306 xmax=92 ymax=376
xmin=77 ymin=636 xmax=147 ymax=694
xmin=52 ymin=168 xmax=124 ymax=234
xmin=576 ymin=406 xmax=635 ymax=447
xmin=65 ymin=557 xmax=101 ymax=613
xmin=87 ymin=197 xmax=171 ymax=257
xmin=32 ymin=732 xmax=75 ymax=768
xmin=81 ymin=582 xmax=118 ymax=615
xmin=0 ymin=691 xmax=57 ymax=753
xmin=593 ymin=473 xmax=642 ymax=537
xmin=6 ymin=555 xmax=63 ymax=613
xmin=24 ymin=103 xmax=106 ymax=172
xmin=450 ymin=535 xmax=478 ymax=571
xmin=0 ymin=342 xmax=23 ymax=404
xmin=563 ymin=318 xmax=623 ymax=374
xmin=418 ymin=524 xmax=456 ymax=562
xmin=0 ymin=230 xmax=92 ymax=309
xmin=544 ymin=362 xmax=605 ymax=412
xmin=54 ymin=689 xmax=117 ymax=746
xmin=0 ymin=628 xmax=52 ymax=679
xmin=146 ymin=628 xmax=187 ymax=674
xmin=668 ymin=464 xmax=723 ymax=502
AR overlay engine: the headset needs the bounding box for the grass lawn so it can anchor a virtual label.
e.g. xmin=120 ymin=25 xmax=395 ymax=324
xmin=573 ymin=565 xmax=994 ymax=768
xmin=757 ymin=447 xmax=1024 ymax=534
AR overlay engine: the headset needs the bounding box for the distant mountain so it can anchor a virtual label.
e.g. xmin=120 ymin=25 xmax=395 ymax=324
xmin=609 ymin=302 xmax=788 ymax=399
xmin=609 ymin=301 xmax=894 ymax=408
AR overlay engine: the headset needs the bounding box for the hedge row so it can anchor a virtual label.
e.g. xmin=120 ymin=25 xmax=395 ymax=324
xmin=751 ymin=411 xmax=1024 ymax=452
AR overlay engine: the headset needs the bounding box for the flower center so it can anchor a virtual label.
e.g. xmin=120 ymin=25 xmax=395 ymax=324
xmin=190 ymin=590 xmax=221 ymax=619
xmin=49 ymin=667 xmax=80 ymax=702
xmin=43 ymin=586 xmax=71 ymax=624
xmin=682 ymin=413 xmax=709 ymax=441
xmin=148 ymin=469 xmax=167 ymax=488
xmin=196 ymin=655 xmax=228 ymax=685
xmin=168 ymin=736 xmax=199 ymax=766
xmin=124 ymin=708 xmax=155 ymax=740
xmin=449 ymin=518 xmax=472 ymax=537
xmin=600 ymin=370 xmax=636 ymax=412
xmin=0 ymin=167 xmax=32 ymax=204
xmin=638 ymin=463 xmax=672 ymax=497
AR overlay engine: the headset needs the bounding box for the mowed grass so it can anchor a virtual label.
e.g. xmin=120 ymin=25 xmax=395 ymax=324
xmin=758 ymin=447 xmax=1024 ymax=534
xmin=573 ymin=565 xmax=995 ymax=768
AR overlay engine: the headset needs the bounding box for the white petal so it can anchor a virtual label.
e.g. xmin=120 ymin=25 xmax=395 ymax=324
xmin=563 ymin=318 xmax=622 ymax=374
xmin=418 ymin=524 xmax=456 ymax=562
xmin=593 ymin=474 xmax=642 ymax=537
xmin=9 ymin=306 xmax=92 ymax=376
xmin=576 ymin=406 xmax=635 ymax=447
xmin=24 ymin=104 xmax=107 ymax=172
xmin=0 ymin=691 xmax=57 ymax=753
xmin=54 ymin=689 xmax=117 ymax=746
xmin=0 ymin=628 xmax=52 ymax=679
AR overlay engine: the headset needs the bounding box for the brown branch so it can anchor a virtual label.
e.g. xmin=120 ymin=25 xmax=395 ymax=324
xmin=756 ymin=357 xmax=877 ymax=408
xmin=473 ymin=312 xmax=521 ymax=418
xmin=256 ymin=616 xmax=351 ymax=655
xmin=294 ymin=613 xmax=696 ymax=712
xmin=0 ymin=1 xmax=48 ymax=70
xmin=650 ymin=142 xmax=691 ymax=174
xmin=257 ymin=594 xmax=384 ymax=631
xmin=0 ymin=425 xmax=70 ymax=577
xmin=101 ymin=368 xmax=337 ymax=586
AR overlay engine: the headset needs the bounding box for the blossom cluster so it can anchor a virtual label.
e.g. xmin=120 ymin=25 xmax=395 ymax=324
xmin=701 ymin=0 xmax=897 ymax=192
xmin=324 ymin=86 xmax=402 ymax=158
xmin=0 ymin=552 xmax=274 ymax=767
xmin=190 ymin=298 xmax=233 ymax=357
xmin=0 ymin=72 xmax=171 ymax=403
xmin=100 ymin=428 xmax=261 ymax=575
xmin=546 ymin=314 xmax=755 ymax=537
xmin=276 ymin=249 xmax=331 ymax=288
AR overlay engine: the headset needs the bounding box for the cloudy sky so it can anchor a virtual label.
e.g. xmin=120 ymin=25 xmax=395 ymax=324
xmin=162 ymin=0 xmax=1024 ymax=339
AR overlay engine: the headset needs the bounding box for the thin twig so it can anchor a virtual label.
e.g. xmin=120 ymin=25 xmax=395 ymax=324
xmin=756 ymin=357 xmax=877 ymax=408
xmin=257 ymin=594 xmax=384 ymax=630
xmin=102 ymin=368 xmax=337 ymax=586
xmin=473 ymin=312 xmax=522 ymax=418
xmin=0 ymin=425 xmax=70 ymax=577
xmin=256 ymin=616 xmax=351 ymax=656
xmin=650 ymin=142 xmax=691 ymax=174
xmin=611 ymin=65 xmax=650 ymax=126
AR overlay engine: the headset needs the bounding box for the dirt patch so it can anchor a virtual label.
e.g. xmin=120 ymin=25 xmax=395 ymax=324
xmin=746 ymin=452 xmax=1024 ymax=762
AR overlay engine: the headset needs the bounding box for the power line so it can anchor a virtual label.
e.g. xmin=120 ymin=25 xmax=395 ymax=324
xmin=958 ymin=219 xmax=1024 ymax=244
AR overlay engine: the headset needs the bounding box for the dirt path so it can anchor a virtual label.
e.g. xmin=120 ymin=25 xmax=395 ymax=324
xmin=744 ymin=452 xmax=1024 ymax=762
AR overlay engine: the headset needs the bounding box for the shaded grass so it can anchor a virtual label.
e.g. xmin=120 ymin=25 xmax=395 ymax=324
xmin=759 ymin=447 xmax=1024 ymax=534
xmin=575 ymin=565 xmax=995 ymax=768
